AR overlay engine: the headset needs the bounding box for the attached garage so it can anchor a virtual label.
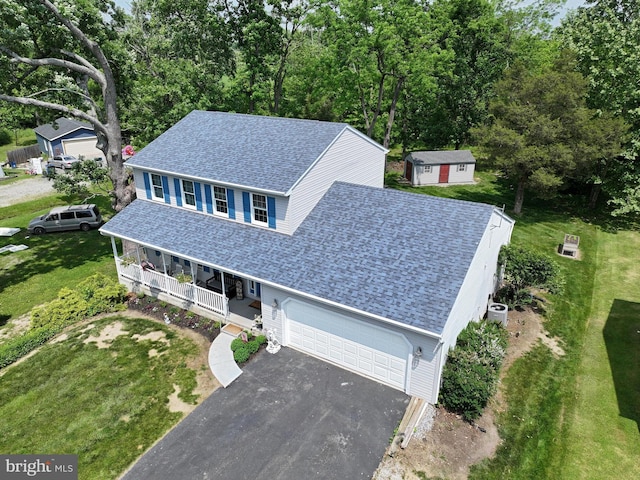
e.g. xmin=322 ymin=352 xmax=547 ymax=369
xmin=284 ymin=299 xmax=411 ymax=391
xmin=62 ymin=137 xmax=104 ymax=160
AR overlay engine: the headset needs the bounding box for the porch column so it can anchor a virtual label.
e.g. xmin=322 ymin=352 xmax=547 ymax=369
xmin=110 ymin=237 xmax=119 ymax=274
xmin=191 ymin=262 xmax=198 ymax=305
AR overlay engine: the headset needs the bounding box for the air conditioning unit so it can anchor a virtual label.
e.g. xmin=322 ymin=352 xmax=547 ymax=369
xmin=487 ymin=303 xmax=508 ymax=326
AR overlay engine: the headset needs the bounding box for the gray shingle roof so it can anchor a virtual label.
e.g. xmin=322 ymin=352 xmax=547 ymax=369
xmin=125 ymin=110 xmax=355 ymax=194
xmin=34 ymin=117 xmax=94 ymax=140
xmin=101 ymin=182 xmax=495 ymax=335
xmin=407 ymin=150 xmax=475 ymax=165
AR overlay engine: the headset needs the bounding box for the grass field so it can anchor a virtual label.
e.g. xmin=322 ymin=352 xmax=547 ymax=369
xmin=559 ymin=229 xmax=640 ymax=479
xmin=0 ymin=192 xmax=116 ymax=325
xmin=0 ymin=315 xmax=199 ymax=480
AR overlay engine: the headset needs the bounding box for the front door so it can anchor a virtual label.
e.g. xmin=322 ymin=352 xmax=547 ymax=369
xmin=248 ymin=280 xmax=261 ymax=298
xmin=438 ymin=164 xmax=450 ymax=183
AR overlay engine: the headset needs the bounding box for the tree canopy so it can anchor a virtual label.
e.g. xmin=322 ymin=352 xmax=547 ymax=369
xmin=0 ymin=0 xmax=633 ymax=218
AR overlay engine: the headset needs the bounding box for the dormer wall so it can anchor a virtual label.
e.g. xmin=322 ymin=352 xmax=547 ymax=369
xmin=132 ymin=168 xmax=290 ymax=233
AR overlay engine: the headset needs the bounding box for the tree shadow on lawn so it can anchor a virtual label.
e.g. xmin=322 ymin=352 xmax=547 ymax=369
xmin=603 ymin=299 xmax=640 ymax=432
xmin=0 ymin=228 xmax=112 ymax=296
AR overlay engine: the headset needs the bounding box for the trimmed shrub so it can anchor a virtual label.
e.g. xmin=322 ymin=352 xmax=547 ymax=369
xmin=439 ymin=351 xmax=496 ymax=421
xmin=498 ymin=244 xmax=564 ymax=308
xmin=30 ymin=288 xmax=87 ymax=330
xmin=31 ymin=274 xmax=127 ymax=329
xmin=255 ymin=335 xmax=267 ymax=345
xmin=77 ymin=273 xmax=127 ymax=316
xmin=230 ymin=338 xmax=246 ymax=352
xmin=233 ymin=347 xmax=250 ymax=364
xmin=439 ymin=320 xmax=508 ymax=421
xmin=0 ymin=326 xmax=59 ymax=369
xmin=246 ymin=340 xmax=260 ymax=354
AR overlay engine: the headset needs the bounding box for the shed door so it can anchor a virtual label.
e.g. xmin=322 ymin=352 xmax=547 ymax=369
xmin=62 ymin=138 xmax=105 ymax=161
xmin=405 ymin=160 xmax=413 ymax=183
xmin=439 ymin=164 xmax=450 ymax=183
xmin=285 ymin=300 xmax=409 ymax=391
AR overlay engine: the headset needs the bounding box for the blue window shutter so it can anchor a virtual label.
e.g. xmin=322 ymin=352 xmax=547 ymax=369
xmin=242 ymin=192 xmax=251 ymax=223
xmin=143 ymin=172 xmax=152 ymax=199
xmin=256 ymin=283 xmax=261 ymax=297
xmin=228 ymin=189 xmax=236 ymax=220
xmin=161 ymin=176 xmax=170 ymax=204
xmin=194 ymin=182 xmax=203 ymax=211
xmin=174 ymin=178 xmax=183 ymax=207
xmin=267 ymin=196 xmax=276 ymax=229
xmin=204 ymin=185 xmax=213 ymax=214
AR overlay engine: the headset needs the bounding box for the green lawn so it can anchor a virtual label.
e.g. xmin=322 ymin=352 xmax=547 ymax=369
xmin=0 ymin=193 xmax=116 ymax=325
xmin=559 ymin=229 xmax=640 ymax=479
xmin=0 ymin=315 xmax=199 ymax=480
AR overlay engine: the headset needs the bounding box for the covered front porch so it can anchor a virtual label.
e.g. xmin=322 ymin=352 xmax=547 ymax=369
xmin=109 ymin=238 xmax=263 ymax=330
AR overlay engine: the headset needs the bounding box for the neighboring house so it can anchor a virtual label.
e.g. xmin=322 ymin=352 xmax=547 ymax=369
xmin=34 ymin=117 xmax=105 ymax=160
xmin=100 ymin=110 xmax=514 ymax=403
xmin=404 ymin=150 xmax=476 ymax=186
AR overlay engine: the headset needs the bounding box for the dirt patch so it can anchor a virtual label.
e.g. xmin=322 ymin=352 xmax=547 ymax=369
xmin=83 ymin=321 xmax=129 ymax=348
xmin=375 ymin=307 xmax=557 ymax=479
xmin=167 ymin=384 xmax=193 ymax=414
xmin=0 ymin=313 xmax=30 ymax=344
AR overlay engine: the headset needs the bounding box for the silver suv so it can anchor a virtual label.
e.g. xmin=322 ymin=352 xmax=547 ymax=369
xmin=48 ymin=155 xmax=80 ymax=169
xmin=28 ymin=204 xmax=103 ymax=234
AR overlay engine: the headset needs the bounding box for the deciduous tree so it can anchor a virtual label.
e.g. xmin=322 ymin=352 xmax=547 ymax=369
xmin=0 ymin=0 xmax=134 ymax=211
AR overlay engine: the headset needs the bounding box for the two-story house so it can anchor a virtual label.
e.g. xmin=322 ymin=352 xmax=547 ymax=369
xmin=100 ymin=110 xmax=514 ymax=403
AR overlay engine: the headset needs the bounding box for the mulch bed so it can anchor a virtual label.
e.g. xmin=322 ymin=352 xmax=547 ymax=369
xmin=126 ymin=293 xmax=221 ymax=342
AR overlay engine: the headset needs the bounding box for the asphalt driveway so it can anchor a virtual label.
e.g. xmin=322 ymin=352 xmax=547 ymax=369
xmin=121 ymin=347 xmax=409 ymax=480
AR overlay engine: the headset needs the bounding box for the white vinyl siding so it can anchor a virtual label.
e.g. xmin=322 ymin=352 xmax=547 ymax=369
xmin=287 ymin=128 xmax=386 ymax=234
xmin=443 ymin=163 xmax=475 ymax=184
xmin=440 ymin=209 xmax=514 ymax=363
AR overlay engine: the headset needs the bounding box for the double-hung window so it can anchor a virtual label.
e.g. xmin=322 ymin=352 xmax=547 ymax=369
xmin=252 ymin=194 xmax=268 ymax=225
xmin=457 ymin=164 xmax=467 ymax=172
xmin=214 ymin=186 xmax=228 ymax=214
xmin=421 ymin=165 xmax=432 ymax=174
xmin=151 ymin=174 xmax=163 ymax=200
xmin=182 ymin=180 xmax=196 ymax=208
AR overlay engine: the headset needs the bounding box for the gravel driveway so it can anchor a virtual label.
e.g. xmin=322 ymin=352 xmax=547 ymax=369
xmin=0 ymin=175 xmax=55 ymax=207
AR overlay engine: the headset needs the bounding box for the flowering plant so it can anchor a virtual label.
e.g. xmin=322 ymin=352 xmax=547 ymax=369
xmin=122 ymin=145 xmax=135 ymax=157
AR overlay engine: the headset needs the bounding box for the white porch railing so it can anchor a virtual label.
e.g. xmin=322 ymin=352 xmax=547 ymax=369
xmin=117 ymin=259 xmax=227 ymax=317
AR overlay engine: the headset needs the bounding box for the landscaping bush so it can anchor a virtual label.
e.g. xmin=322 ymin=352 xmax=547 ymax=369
xmin=31 ymin=274 xmax=127 ymax=329
xmin=246 ymin=339 xmax=260 ymax=354
xmin=230 ymin=338 xmax=246 ymax=352
xmin=233 ymin=346 xmax=250 ymax=363
xmin=255 ymin=335 xmax=267 ymax=345
xmin=439 ymin=320 xmax=508 ymax=421
xmin=0 ymin=326 xmax=59 ymax=369
xmin=30 ymin=288 xmax=88 ymax=330
xmin=77 ymin=273 xmax=127 ymax=316
xmin=497 ymin=244 xmax=564 ymax=308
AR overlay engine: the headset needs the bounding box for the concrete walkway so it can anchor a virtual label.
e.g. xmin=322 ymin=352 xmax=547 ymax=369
xmin=208 ymin=331 xmax=242 ymax=387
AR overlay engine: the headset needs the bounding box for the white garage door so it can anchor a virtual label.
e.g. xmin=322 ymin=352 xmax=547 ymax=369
xmin=62 ymin=138 xmax=104 ymax=160
xmin=285 ymin=301 xmax=409 ymax=390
